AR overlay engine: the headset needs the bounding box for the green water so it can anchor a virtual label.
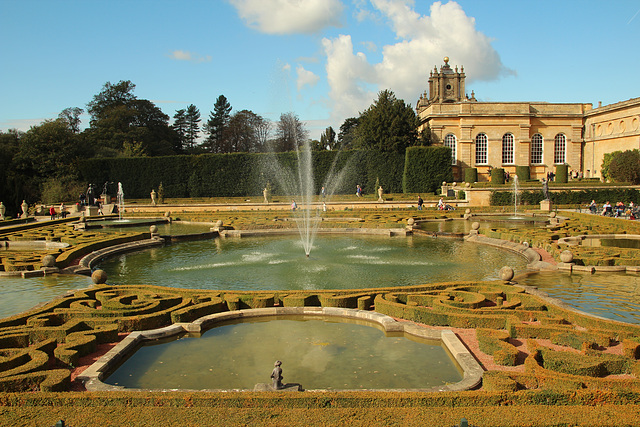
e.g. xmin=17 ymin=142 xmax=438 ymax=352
xmin=104 ymin=317 xmax=462 ymax=390
xmin=579 ymin=237 xmax=640 ymax=249
xmin=0 ymin=274 xmax=93 ymax=318
xmin=517 ymin=271 xmax=640 ymax=324
xmin=97 ymin=234 xmax=528 ymax=290
xmin=100 ymin=221 xmax=213 ymax=235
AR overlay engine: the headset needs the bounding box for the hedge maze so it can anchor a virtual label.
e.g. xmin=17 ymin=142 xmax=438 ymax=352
xmin=1 ymin=277 xmax=640 ymax=398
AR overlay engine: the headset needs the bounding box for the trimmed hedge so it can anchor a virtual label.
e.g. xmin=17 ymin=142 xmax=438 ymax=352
xmin=78 ymin=150 xmax=415 ymax=199
xmin=402 ymin=146 xmax=453 ymax=194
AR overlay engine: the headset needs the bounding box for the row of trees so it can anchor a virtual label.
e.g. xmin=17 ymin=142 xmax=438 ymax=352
xmin=0 ymin=81 xmax=430 ymax=213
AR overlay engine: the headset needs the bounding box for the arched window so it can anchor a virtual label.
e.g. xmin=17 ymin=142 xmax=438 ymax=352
xmin=502 ymin=133 xmax=514 ymax=164
xmin=554 ymin=134 xmax=566 ymax=164
xmin=444 ymin=133 xmax=457 ymax=165
xmin=531 ymin=134 xmax=543 ymax=164
xmin=475 ymin=133 xmax=487 ymax=165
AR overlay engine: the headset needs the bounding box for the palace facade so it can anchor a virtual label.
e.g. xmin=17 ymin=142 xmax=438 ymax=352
xmin=416 ymin=58 xmax=640 ymax=181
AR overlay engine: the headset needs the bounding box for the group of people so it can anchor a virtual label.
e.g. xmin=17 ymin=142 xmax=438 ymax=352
xmin=48 ymin=203 xmax=68 ymax=220
xmin=590 ymin=200 xmax=638 ymax=219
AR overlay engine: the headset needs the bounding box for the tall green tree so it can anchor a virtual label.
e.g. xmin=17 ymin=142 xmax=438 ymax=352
xmin=203 ymin=95 xmax=232 ymax=153
xmin=172 ymin=108 xmax=188 ymax=152
xmin=185 ymin=104 xmax=201 ymax=151
xmin=319 ymin=126 xmax=336 ymax=150
xmin=355 ymin=89 xmax=419 ymax=152
xmin=84 ymin=80 xmax=179 ymax=156
xmin=58 ymin=107 xmax=84 ymax=133
xmin=337 ymin=117 xmax=359 ymax=149
xmin=225 ymin=110 xmax=268 ymax=153
xmin=0 ymin=129 xmax=22 ymax=210
xmin=274 ymin=112 xmax=307 ymax=152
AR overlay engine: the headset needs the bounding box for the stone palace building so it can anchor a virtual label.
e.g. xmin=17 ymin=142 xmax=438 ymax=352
xmin=416 ymin=57 xmax=640 ymax=182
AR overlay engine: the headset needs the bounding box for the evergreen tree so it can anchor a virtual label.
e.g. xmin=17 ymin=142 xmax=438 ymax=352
xmin=172 ymin=109 xmax=188 ymax=151
xmin=337 ymin=117 xmax=359 ymax=149
xmin=185 ymin=104 xmax=201 ymax=151
xmin=203 ymin=95 xmax=232 ymax=153
xmin=355 ymin=90 xmax=419 ymax=152
xmin=319 ymin=126 xmax=336 ymax=150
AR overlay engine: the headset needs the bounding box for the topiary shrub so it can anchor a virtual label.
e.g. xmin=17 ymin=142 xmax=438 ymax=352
xmin=555 ymin=164 xmax=568 ymax=183
xmin=464 ymin=167 xmax=478 ymax=183
xmin=608 ymin=149 xmax=640 ymax=184
xmin=515 ymin=166 xmax=530 ymax=182
xmin=491 ymin=168 xmax=505 ymax=185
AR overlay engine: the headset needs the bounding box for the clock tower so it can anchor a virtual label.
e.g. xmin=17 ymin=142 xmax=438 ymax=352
xmin=416 ymin=57 xmax=468 ymax=108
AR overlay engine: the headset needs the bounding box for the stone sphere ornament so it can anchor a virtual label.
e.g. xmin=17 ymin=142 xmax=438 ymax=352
xmin=407 ymin=218 xmax=415 ymax=226
xmin=560 ymin=250 xmax=573 ymax=263
xmin=41 ymin=254 xmax=56 ymax=268
xmin=499 ymin=266 xmax=514 ymax=282
xmin=465 ymin=208 xmax=471 ymax=215
xmin=149 ymin=225 xmax=158 ymax=234
xmin=91 ymin=269 xmax=108 ymax=284
xmin=471 ymin=222 xmax=480 ymax=230
xmin=164 ymin=211 xmax=171 ymax=218
xmin=215 ymin=220 xmax=223 ymax=228
xmin=549 ymin=211 xmax=557 ymax=218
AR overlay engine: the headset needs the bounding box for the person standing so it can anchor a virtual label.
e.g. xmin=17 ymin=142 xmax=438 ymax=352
xmin=49 ymin=205 xmax=56 ymax=220
xmin=356 ymin=185 xmax=362 ymax=197
xmin=417 ymin=195 xmax=423 ymax=211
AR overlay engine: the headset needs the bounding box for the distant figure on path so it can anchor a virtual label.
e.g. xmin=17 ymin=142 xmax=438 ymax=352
xmin=291 ymin=200 xmax=297 ymax=211
xmin=49 ymin=206 xmax=56 ymax=220
xmin=356 ymin=185 xmax=362 ymax=197
xmin=417 ymin=195 xmax=423 ymax=211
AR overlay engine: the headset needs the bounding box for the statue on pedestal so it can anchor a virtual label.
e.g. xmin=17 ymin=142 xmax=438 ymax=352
xmin=270 ymin=360 xmax=283 ymax=390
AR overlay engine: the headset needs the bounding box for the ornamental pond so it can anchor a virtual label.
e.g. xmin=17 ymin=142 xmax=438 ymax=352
xmin=96 ymin=234 xmax=529 ymax=291
xmin=104 ymin=316 xmax=463 ymax=391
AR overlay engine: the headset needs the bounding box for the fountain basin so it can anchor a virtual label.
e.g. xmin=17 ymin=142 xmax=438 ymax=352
xmin=559 ymin=234 xmax=640 ymax=250
xmin=96 ymin=233 xmax=529 ymax=290
xmin=79 ymin=307 xmax=481 ymax=392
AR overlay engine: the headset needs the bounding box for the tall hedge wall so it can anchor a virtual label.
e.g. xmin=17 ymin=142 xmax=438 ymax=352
xmin=78 ymin=150 xmax=408 ymax=199
xmin=402 ymin=146 xmax=453 ymax=194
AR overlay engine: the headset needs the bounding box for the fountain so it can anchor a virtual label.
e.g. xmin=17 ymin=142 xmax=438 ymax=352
xmin=264 ymin=140 xmax=350 ymax=257
xmin=116 ymin=182 xmax=125 ymax=221
xmin=511 ymin=175 xmax=521 ymax=219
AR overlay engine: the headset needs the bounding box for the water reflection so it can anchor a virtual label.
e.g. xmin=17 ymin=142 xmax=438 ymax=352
xmin=104 ymin=317 xmax=462 ymax=390
xmin=98 ymin=235 xmax=528 ymax=290
xmin=0 ymin=274 xmax=92 ymax=318
xmin=517 ymin=271 xmax=640 ymax=324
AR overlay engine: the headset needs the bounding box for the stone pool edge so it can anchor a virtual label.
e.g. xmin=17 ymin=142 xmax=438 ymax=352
xmin=78 ymin=307 xmax=483 ymax=393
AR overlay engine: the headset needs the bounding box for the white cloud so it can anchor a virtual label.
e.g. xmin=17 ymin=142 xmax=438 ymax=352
xmin=296 ymin=66 xmax=320 ymax=91
xmin=322 ymin=34 xmax=378 ymax=121
xmin=322 ymin=0 xmax=514 ymax=123
xmin=168 ymin=50 xmax=212 ymax=63
xmin=229 ymin=0 xmax=344 ymax=34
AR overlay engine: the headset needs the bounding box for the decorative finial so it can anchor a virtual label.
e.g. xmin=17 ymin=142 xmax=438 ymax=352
xmin=444 ymin=56 xmax=449 ymax=64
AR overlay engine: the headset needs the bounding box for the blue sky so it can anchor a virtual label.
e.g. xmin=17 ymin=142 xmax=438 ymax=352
xmin=1 ymin=0 xmax=639 ymax=140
